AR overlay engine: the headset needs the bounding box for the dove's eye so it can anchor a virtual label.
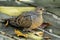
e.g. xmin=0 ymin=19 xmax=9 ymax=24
xmin=40 ymin=8 xmax=42 ymax=10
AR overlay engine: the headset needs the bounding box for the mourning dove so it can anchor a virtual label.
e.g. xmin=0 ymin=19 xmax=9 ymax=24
xmin=4 ymin=7 xmax=44 ymax=31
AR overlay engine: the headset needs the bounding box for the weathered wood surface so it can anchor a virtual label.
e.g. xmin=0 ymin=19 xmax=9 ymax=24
xmin=0 ymin=7 xmax=60 ymax=40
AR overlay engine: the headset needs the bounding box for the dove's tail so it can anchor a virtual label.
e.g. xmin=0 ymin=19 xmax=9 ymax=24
xmin=0 ymin=19 xmax=9 ymax=26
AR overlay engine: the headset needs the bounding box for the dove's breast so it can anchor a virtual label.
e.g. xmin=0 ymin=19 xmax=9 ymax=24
xmin=29 ymin=14 xmax=43 ymax=29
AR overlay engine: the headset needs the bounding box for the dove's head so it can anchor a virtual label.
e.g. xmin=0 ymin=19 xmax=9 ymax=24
xmin=35 ymin=7 xmax=44 ymax=14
